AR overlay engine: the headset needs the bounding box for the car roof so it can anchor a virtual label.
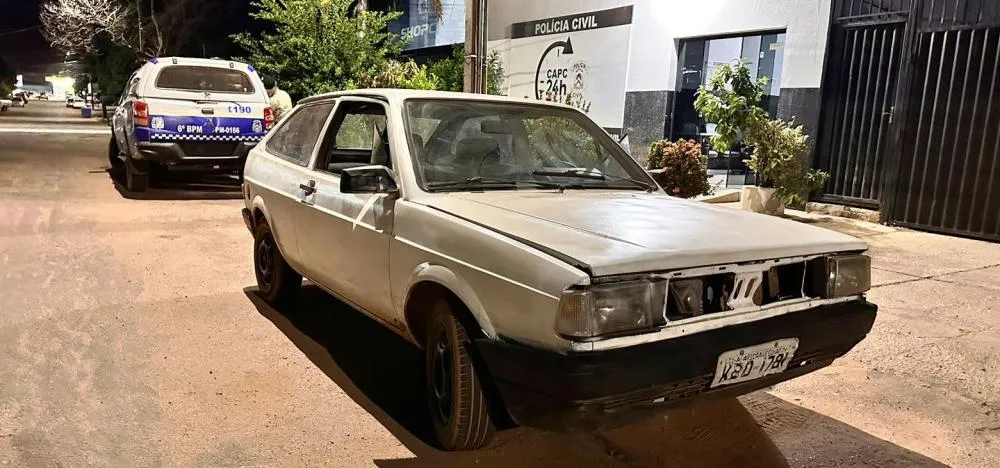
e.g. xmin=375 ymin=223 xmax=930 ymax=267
xmin=298 ymin=89 xmax=577 ymax=111
xmin=143 ymin=56 xmax=254 ymax=70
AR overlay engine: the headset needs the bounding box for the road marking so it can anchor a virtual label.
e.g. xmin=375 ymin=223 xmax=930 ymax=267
xmin=0 ymin=127 xmax=111 ymax=134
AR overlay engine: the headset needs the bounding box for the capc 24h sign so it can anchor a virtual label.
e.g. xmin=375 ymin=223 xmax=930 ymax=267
xmin=498 ymin=5 xmax=634 ymax=130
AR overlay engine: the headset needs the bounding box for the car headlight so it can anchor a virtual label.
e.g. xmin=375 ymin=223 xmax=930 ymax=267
xmin=812 ymin=254 xmax=871 ymax=298
xmin=555 ymin=280 xmax=661 ymax=339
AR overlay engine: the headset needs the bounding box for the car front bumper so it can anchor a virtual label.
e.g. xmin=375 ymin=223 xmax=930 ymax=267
xmin=135 ymin=141 xmax=257 ymax=167
xmin=474 ymin=299 xmax=877 ymax=432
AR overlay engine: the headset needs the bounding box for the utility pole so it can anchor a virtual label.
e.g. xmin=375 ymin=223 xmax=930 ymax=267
xmin=136 ymin=0 xmax=143 ymax=53
xmin=463 ymin=0 xmax=487 ymax=93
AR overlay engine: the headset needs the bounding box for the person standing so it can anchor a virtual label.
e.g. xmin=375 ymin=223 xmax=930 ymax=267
xmin=261 ymin=76 xmax=292 ymax=122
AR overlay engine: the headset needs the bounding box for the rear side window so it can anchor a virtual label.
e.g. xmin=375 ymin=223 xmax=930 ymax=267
xmin=155 ymin=66 xmax=255 ymax=94
xmin=265 ymin=103 xmax=335 ymax=165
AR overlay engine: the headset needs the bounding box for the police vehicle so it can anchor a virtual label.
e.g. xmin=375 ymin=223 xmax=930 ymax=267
xmin=109 ymin=57 xmax=273 ymax=192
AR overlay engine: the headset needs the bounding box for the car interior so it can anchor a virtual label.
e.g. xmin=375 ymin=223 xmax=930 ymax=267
xmin=317 ymin=101 xmax=390 ymax=175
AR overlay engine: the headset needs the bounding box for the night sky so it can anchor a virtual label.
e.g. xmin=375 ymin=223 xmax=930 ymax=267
xmin=0 ymin=0 xmax=253 ymax=86
xmin=0 ymin=0 xmax=59 ymax=84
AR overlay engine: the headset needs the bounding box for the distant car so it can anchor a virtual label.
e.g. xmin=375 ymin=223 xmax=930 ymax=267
xmin=241 ymin=89 xmax=879 ymax=451
xmin=71 ymin=97 xmax=86 ymax=109
xmin=0 ymin=98 xmax=10 ymax=111
xmin=110 ymin=56 xmax=273 ymax=192
xmin=35 ymin=93 xmax=49 ymax=101
xmin=66 ymin=96 xmax=80 ymax=108
xmin=12 ymin=96 xmax=26 ymax=107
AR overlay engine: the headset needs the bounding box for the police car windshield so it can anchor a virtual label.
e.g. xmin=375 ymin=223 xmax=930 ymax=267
xmin=155 ymin=66 xmax=255 ymax=94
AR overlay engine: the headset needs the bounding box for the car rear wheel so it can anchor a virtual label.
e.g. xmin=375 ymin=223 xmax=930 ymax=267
xmin=253 ymin=221 xmax=301 ymax=304
xmin=108 ymin=137 xmax=124 ymax=169
xmin=425 ymin=300 xmax=496 ymax=451
xmin=124 ymin=155 xmax=148 ymax=192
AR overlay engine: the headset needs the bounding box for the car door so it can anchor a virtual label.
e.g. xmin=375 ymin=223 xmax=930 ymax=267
xmin=294 ymin=98 xmax=397 ymax=323
xmin=248 ymin=101 xmax=337 ymax=271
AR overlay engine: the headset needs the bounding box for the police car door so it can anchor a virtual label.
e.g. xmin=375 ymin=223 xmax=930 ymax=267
xmin=138 ymin=60 xmax=270 ymax=146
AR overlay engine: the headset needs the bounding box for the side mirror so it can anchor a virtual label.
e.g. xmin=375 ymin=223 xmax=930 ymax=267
xmin=341 ymin=165 xmax=399 ymax=195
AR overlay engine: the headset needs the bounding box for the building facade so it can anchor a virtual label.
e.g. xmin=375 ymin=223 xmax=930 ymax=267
xmin=484 ymin=0 xmax=832 ymax=188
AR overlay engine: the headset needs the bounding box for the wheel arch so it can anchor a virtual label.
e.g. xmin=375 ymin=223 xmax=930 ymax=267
xmin=250 ymin=195 xmax=271 ymax=229
xmin=403 ymin=263 xmax=497 ymax=349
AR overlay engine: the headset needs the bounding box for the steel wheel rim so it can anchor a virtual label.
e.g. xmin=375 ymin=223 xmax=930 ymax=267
xmin=431 ymin=327 xmax=453 ymax=425
xmin=257 ymin=235 xmax=274 ymax=289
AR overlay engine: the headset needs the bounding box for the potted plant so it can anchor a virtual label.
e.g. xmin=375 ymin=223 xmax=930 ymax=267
xmin=645 ymin=139 xmax=712 ymax=198
xmin=693 ymin=61 xmax=828 ymax=215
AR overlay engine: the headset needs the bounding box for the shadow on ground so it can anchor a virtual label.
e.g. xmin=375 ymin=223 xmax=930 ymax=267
xmin=107 ymin=167 xmax=242 ymax=200
xmin=245 ymin=285 xmax=946 ymax=467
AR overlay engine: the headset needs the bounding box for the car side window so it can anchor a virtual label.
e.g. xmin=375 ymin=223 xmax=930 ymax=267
xmin=264 ymin=103 xmax=335 ymax=166
xmin=316 ymin=101 xmax=389 ymax=175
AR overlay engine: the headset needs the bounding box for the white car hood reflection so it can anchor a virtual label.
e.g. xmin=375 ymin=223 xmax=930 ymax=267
xmin=418 ymin=190 xmax=868 ymax=277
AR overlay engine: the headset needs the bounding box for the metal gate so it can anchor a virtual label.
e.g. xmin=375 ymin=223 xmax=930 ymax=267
xmin=815 ymin=7 xmax=907 ymax=209
xmin=817 ymin=0 xmax=1000 ymax=241
xmin=886 ymin=2 xmax=1000 ymax=240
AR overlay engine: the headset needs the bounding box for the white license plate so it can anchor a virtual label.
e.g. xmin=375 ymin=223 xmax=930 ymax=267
xmin=709 ymin=339 xmax=799 ymax=388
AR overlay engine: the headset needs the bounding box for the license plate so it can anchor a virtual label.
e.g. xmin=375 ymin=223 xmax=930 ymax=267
xmin=710 ymin=339 xmax=799 ymax=388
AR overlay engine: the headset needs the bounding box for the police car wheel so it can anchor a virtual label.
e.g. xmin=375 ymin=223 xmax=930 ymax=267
xmin=108 ymin=137 xmax=124 ymax=169
xmin=125 ymin=156 xmax=149 ymax=192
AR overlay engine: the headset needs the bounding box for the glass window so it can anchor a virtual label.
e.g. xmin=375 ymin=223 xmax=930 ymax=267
xmin=405 ymin=99 xmax=650 ymax=192
xmin=335 ymin=113 xmax=388 ymax=150
xmin=155 ymin=66 xmax=255 ymax=94
xmin=672 ymin=32 xmax=786 ymax=141
xmin=265 ymin=103 xmax=335 ymax=165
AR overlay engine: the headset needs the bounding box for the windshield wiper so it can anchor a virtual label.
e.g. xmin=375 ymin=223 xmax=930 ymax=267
xmin=426 ymin=176 xmax=565 ymax=191
xmin=532 ymin=169 xmax=656 ymax=192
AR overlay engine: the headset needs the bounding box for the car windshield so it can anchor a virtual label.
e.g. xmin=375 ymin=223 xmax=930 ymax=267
xmin=404 ymin=99 xmax=653 ymax=192
xmin=155 ymin=65 xmax=255 ymax=94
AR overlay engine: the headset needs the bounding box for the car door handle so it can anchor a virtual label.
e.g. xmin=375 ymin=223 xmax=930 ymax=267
xmin=299 ymin=181 xmax=316 ymax=195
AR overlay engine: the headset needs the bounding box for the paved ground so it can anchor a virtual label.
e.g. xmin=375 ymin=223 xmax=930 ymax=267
xmin=1 ymin=102 xmax=997 ymax=467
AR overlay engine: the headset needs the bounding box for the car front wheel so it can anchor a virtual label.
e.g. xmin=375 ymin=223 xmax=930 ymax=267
xmin=425 ymin=300 xmax=496 ymax=451
xmin=253 ymin=221 xmax=301 ymax=304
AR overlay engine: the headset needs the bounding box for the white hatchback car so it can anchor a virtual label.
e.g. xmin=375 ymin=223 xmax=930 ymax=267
xmin=241 ymin=90 xmax=877 ymax=451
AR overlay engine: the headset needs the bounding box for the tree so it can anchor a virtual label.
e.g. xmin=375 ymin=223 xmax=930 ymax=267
xmin=428 ymin=45 xmax=506 ymax=95
xmin=233 ymin=0 xmax=407 ymax=99
xmin=694 ymin=60 xmax=828 ymax=205
xmin=40 ymin=0 xmax=136 ymax=56
xmin=41 ymin=0 xmax=221 ymax=59
xmin=0 ymin=57 xmax=16 ymax=97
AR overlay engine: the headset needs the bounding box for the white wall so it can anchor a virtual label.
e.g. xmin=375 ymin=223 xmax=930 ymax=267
xmin=486 ymin=0 xmax=833 ymax=92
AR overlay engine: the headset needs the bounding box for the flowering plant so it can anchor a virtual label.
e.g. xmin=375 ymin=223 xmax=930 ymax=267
xmin=645 ymin=139 xmax=711 ymax=198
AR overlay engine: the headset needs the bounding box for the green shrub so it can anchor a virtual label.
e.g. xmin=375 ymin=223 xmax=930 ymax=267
xmin=747 ymin=119 xmax=829 ymax=205
xmin=645 ymin=139 xmax=711 ymax=198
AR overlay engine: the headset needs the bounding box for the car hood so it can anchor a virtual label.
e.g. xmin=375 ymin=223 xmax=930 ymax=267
xmin=418 ymin=191 xmax=868 ymax=277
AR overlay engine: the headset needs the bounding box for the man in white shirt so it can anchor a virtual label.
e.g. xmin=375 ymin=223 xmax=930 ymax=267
xmin=262 ymin=76 xmax=293 ymax=122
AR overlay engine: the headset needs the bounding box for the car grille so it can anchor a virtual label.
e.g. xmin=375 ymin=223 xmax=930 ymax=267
xmin=178 ymin=142 xmax=239 ymax=156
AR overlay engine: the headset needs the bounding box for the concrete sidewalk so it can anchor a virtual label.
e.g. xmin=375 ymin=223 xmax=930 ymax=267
xmin=746 ymin=207 xmax=1000 ymax=467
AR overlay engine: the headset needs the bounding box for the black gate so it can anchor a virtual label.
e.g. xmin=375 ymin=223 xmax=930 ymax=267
xmin=815 ymin=8 xmax=907 ymax=209
xmin=886 ymin=2 xmax=1000 ymax=240
xmin=817 ymin=0 xmax=1000 ymax=241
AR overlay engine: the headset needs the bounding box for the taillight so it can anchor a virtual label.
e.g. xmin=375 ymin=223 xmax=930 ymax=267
xmin=263 ymin=107 xmax=274 ymax=130
xmin=134 ymin=100 xmax=149 ymax=127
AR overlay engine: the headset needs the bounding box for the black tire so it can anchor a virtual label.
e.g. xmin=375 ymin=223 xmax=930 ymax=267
xmin=425 ymin=300 xmax=496 ymax=451
xmin=237 ymin=151 xmax=248 ymax=182
xmin=125 ymin=154 xmax=148 ymax=192
xmin=253 ymin=221 xmax=301 ymax=304
xmin=108 ymin=137 xmax=124 ymax=169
